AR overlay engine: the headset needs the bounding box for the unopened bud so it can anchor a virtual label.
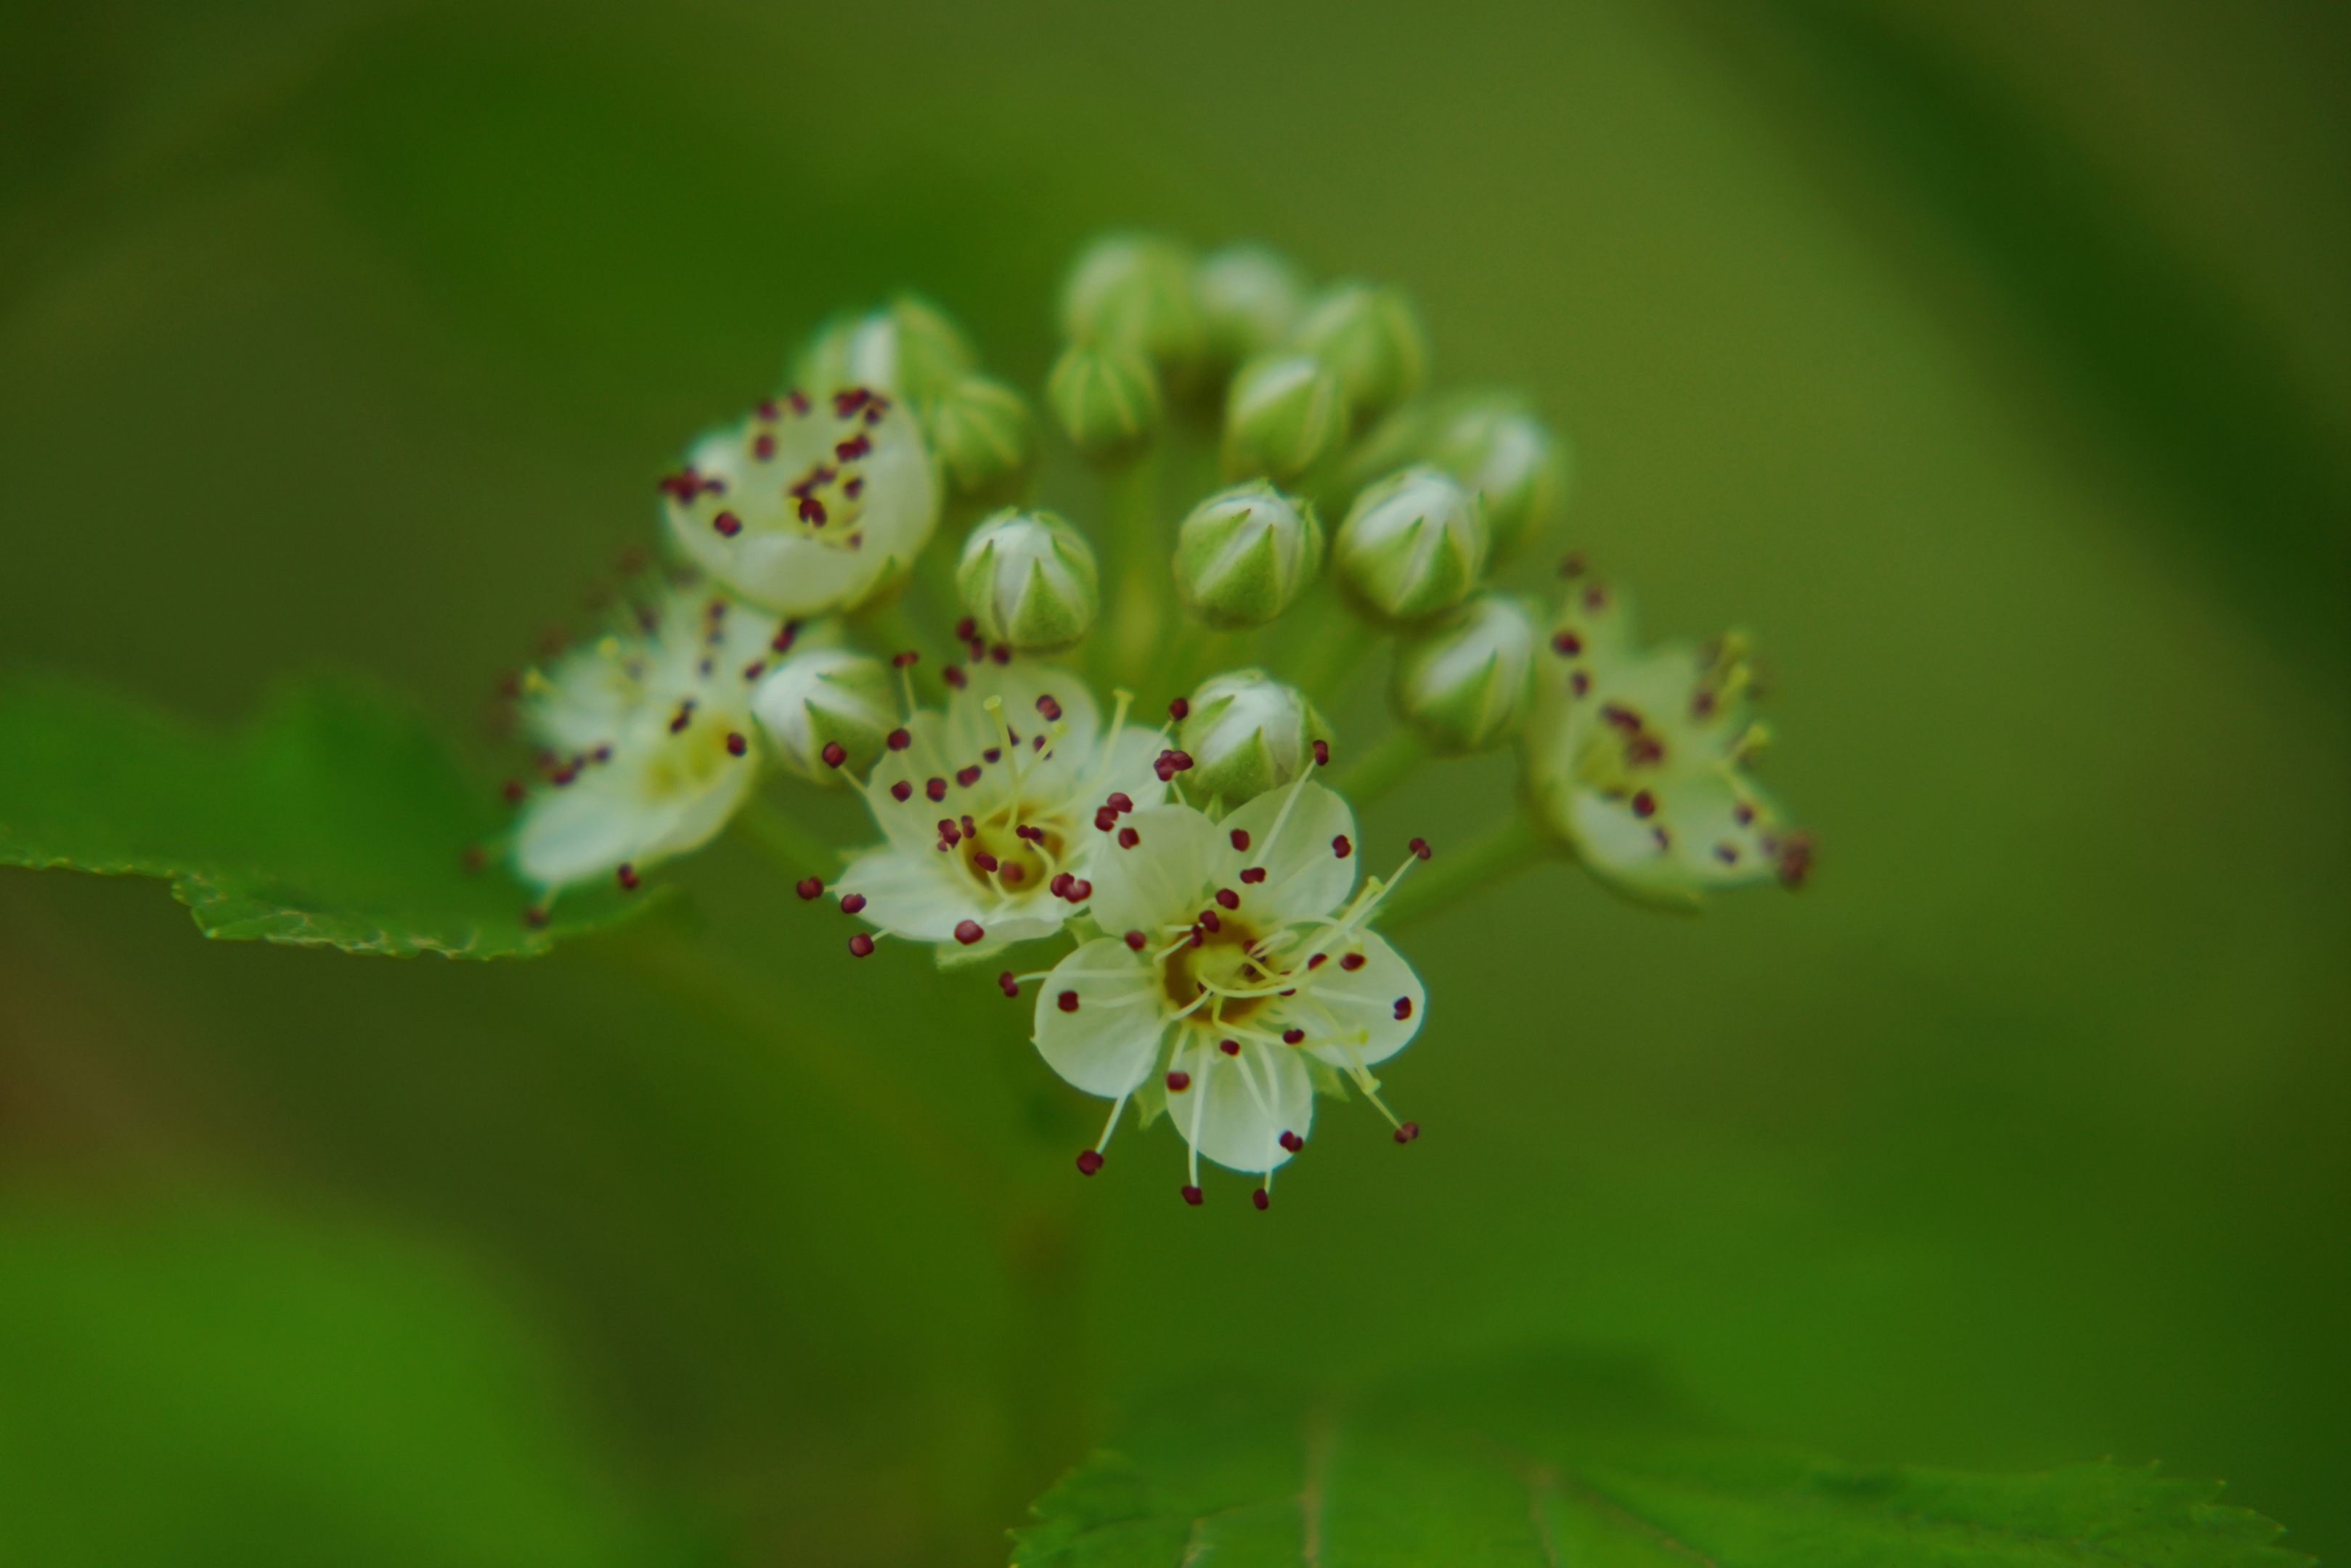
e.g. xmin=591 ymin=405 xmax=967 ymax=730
xmin=1288 ymin=281 xmax=1427 ymax=430
xmin=1390 ymin=593 xmax=1539 ymax=753
xmin=1332 ymin=466 xmax=1488 ymax=625
xmin=751 ymin=646 xmax=897 ymax=784
xmin=1060 ymin=232 xmax=1204 ymax=372
xmin=1221 ymin=353 xmax=1348 ymax=483
xmin=925 ymin=374 xmax=1036 ymax=504
xmin=1422 ymin=394 xmax=1570 ymax=563
xmin=1195 ymin=243 xmax=1308 ymax=364
xmin=793 ymin=293 xmax=976 ymax=406
xmin=1173 ymin=482 xmax=1323 ymax=629
xmin=956 ymin=510 xmax=1100 ymax=652
xmin=1048 ymin=342 xmax=1162 ymax=461
xmin=1176 ymin=670 xmax=1332 ymax=805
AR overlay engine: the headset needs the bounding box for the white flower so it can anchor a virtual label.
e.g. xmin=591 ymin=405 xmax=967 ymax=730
xmin=837 ymin=663 xmax=1168 ymax=960
xmin=1522 ymin=574 xmax=1812 ymax=905
xmin=750 ymin=645 xmax=898 ymax=785
xmin=661 ymin=387 xmax=940 ymax=617
xmin=513 ymin=584 xmax=784 ymax=897
xmin=1027 ymin=777 xmax=1427 ymax=1205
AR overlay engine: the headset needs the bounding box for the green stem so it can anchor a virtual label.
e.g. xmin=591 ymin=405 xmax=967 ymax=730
xmin=1332 ymin=725 xmax=1426 ymax=808
xmin=1376 ymin=810 xmax=1552 ymax=931
xmin=732 ymin=792 xmax=842 ymax=881
xmin=1291 ymin=609 xmax=1377 ymax=710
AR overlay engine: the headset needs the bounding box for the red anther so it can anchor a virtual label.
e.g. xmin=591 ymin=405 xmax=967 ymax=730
xmin=1107 ymin=792 xmax=1133 ymax=813
xmin=917 ymin=776 xmax=945 ymax=803
xmin=1733 ymin=801 xmax=1756 ymax=825
xmin=832 ymin=388 xmax=872 ymax=416
xmin=954 ymin=616 xmax=977 ymax=641
xmin=1219 ymin=1039 xmax=1240 ymax=1056
xmin=1124 ymin=929 xmax=1148 ymax=951
xmin=502 ymin=778 xmax=525 ymax=804
xmin=1239 ymin=867 xmax=1266 ymax=884
xmin=983 ymin=747 xmax=1001 ymax=764
xmin=1393 ymin=997 xmax=1413 ymax=1020
xmin=1069 ymin=878 xmax=1092 ymax=901
xmin=1169 ymin=697 xmax=1190 ymax=721
xmin=822 ymin=740 xmax=848 ymax=768
xmin=1714 ymin=843 xmax=1740 ymax=864
xmin=1057 ymin=989 xmax=1079 ymax=1013
xmin=1409 ymin=837 xmax=1430 ymax=859
xmin=1570 ymin=671 xmax=1591 ymax=697
xmin=591 ymin=746 xmax=613 ymax=764
xmin=961 ymin=815 xmax=977 ymax=838
xmin=942 ymin=665 xmax=968 ymax=689
xmin=1692 ymin=690 xmax=1717 ymax=717
xmin=990 ymin=644 xmax=1011 ymax=666
xmin=616 ymin=863 xmax=640 ymax=891
xmin=890 ymin=780 xmax=913 ymax=801
xmin=1279 ymin=1130 xmax=1304 ymax=1152
xmin=1279 ymin=988 xmax=1296 ymax=997
xmin=547 ymin=765 xmax=577 ymax=789
xmin=937 ymin=820 xmax=960 ymax=845
xmin=835 ymin=433 xmax=872 ymax=462
xmin=849 ymin=933 xmax=876 ymax=957
xmin=1049 ymin=873 xmax=1073 ymax=897
xmin=1583 ymin=584 xmax=1607 ymax=611
xmin=1188 ymin=926 xmax=1205 ymax=948
xmin=1095 ymin=807 xmax=1118 ymax=832
xmin=1340 ymin=952 xmax=1366 ymax=971
xmin=892 ymin=650 xmax=919 ymax=668
xmin=841 ymin=893 xmax=868 ymax=915
xmin=1282 ymin=1028 xmax=1305 ymax=1044
xmin=1117 ymin=828 xmax=1140 ymax=849
xmin=885 ymin=728 xmax=910 ymax=751
xmin=967 ymin=638 xmax=986 ymax=661
xmin=1076 ymin=1148 xmax=1104 ymax=1175
xmin=1036 ymin=695 xmax=1062 ymax=720
xmin=1559 ymin=551 xmax=1586 ymax=578
xmin=728 ymin=732 xmax=749 ymax=757
xmin=998 ymin=971 xmax=1019 ymax=997
xmin=796 ymin=876 xmax=823 ymax=900
xmin=1602 ymin=704 xmax=1641 ymax=733
xmin=1199 ymin=910 xmax=1221 ymax=934
xmin=523 ymin=906 xmax=549 ymax=928
xmin=1167 ymin=751 xmax=1194 ymax=771
xmin=1229 ymin=828 xmax=1250 ymax=851
xmin=1307 ymin=953 xmax=1328 ymax=970
xmin=798 ymin=496 xmax=828 ymax=526
xmin=742 ymin=661 xmax=767 ymax=681
xmin=1551 ymin=630 xmax=1583 ymax=656
xmin=757 ymin=399 xmax=778 ymax=420
xmin=954 ymin=919 xmax=985 ymax=946
xmin=786 ymin=389 xmax=810 ymax=415
xmin=1312 ymin=738 xmax=1329 ymax=767
xmin=753 ymin=431 xmax=778 ymax=460
xmin=1394 ymin=1121 xmax=1420 ymax=1143
xmin=773 ymin=621 xmax=800 ymax=653
xmin=1166 ymin=1070 xmax=1191 ymax=1092
xmin=713 ymin=510 xmax=743 ymax=536
xmin=1332 ymin=834 xmax=1352 ymax=858
xmin=1153 ymin=759 xmax=1176 ymax=783
xmin=1002 ymin=863 xmax=1025 ymax=884
xmin=974 ymin=851 xmax=1000 ymax=873
xmin=1252 ymin=1188 xmax=1270 ymax=1211
xmin=1181 ymin=1185 xmax=1204 ymax=1205
xmin=1215 ymin=888 xmax=1239 ymax=910
xmin=956 ymin=765 xmax=982 ymax=787
xmin=1631 ymin=790 xmax=1656 ymax=819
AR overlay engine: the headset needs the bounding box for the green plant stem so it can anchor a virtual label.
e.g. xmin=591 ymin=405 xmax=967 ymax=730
xmin=1291 ymin=607 xmax=1377 ymax=710
xmin=1332 ymin=725 xmax=1426 ymax=808
xmin=732 ymin=792 xmax=841 ymax=880
xmin=1375 ymin=809 xmax=1552 ymax=931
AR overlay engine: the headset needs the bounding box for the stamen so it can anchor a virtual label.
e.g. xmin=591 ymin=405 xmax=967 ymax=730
xmin=953 ymin=919 xmax=985 ymax=946
xmin=840 ymin=893 xmax=867 ymax=915
xmin=848 ymin=933 xmax=876 ymax=957
xmin=796 ymin=877 xmax=823 ymax=899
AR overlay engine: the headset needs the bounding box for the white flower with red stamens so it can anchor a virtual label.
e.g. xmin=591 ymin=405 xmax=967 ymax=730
xmin=1523 ymin=573 xmax=1812 ymax=905
xmin=661 ymin=386 xmax=940 ymax=617
xmin=512 ymin=584 xmax=781 ymax=897
xmin=836 ymin=663 xmax=1168 ymax=961
xmin=1025 ymin=777 xmax=1427 ymax=1205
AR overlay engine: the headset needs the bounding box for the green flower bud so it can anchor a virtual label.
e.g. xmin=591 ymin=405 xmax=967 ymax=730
xmin=924 ymin=373 xmax=1035 ymax=504
xmin=1331 ymin=466 xmax=1488 ymax=625
xmin=1176 ymin=670 xmax=1332 ymax=806
xmin=793 ymin=293 xmax=977 ymax=406
xmin=1060 ymin=232 xmax=1204 ymax=371
xmin=1423 ymin=394 xmax=1570 ymax=563
xmin=750 ymin=646 xmax=897 ymax=785
xmin=956 ymin=509 xmax=1101 ymax=652
xmin=1195 ymin=242 xmax=1308 ymax=363
xmin=1288 ymin=281 xmax=1427 ymax=429
xmin=1221 ymin=353 xmax=1349 ymax=483
xmin=1047 ymin=341 xmax=1162 ymax=461
xmin=1390 ymin=592 xmax=1539 ymax=753
xmin=1173 ymin=481 xmax=1324 ymax=629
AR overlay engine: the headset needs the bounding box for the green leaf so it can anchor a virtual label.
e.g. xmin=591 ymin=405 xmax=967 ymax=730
xmin=1012 ymin=1363 xmax=2312 ymax=1567
xmin=0 ymin=672 xmax=650 ymax=957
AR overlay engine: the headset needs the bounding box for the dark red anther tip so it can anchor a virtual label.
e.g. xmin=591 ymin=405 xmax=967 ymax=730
xmin=1219 ymin=1038 xmax=1240 ymax=1055
xmin=1394 ymin=1121 xmax=1420 ymax=1143
xmin=773 ymin=621 xmax=799 ymax=653
xmin=728 ymin=732 xmax=749 ymax=757
xmin=956 ymin=765 xmax=982 ymax=786
xmin=1215 ymin=888 xmax=1239 ymax=910
xmin=954 ymin=919 xmax=985 ymax=946
xmin=1168 ymin=697 xmax=1189 ymax=720
xmin=796 ymin=876 xmax=823 ymax=900
xmin=821 ymin=740 xmax=847 ymax=768
xmin=954 ymin=616 xmax=976 ymax=641
xmin=890 ymin=780 xmax=913 ymax=801
xmin=1049 ymin=872 xmax=1073 ymax=897
xmin=1239 ymin=867 xmax=1266 ymax=883
xmin=1631 ymin=789 xmax=1656 ymax=819
xmin=1312 ymin=738 xmax=1329 ymax=767
xmin=616 ymin=863 xmax=639 ymax=891
xmin=1307 ymin=952 xmax=1328 ymax=969
xmin=1393 ymin=996 xmax=1413 ymax=1020
xmin=840 ymin=892 xmax=867 ymax=915
xmin=1165 ymin=1070 xmax=1191 ymax=1092
xmin=713 ymin=510 xmax=742 ymax=537
xmin=1124 ymin=929 xmax=1147 ymax=951
xmin=502 ymin=778 xmax=525 ymax=804
xmin=1570 ymin=671 xmax=1591 ymax=697
xmin=1001 ymin=863 xmax=1024 ymax=883
xmin=1181 ymin=1185 xmax=1204 ymax=1205
xmin=1279 ymin=1130 xmax=1304 ymax=1152
xmin=1166 ymin=751 xmax=1193 ymax=772
xmin=1559 ymin=551 xmax=1586 ymax=578
xmin=1057 ymin=989 xmax=1079 ymax=1013
xmin=1198 ymin=910 xmax=1221 ymax=934
xmin=982 ymin=747 xmax=1001 ymax=764
xmin=1252 ymin=1188 xmax=1270 ymax=1211
xmin=1107 ymin=791 xmax=1133 ymax=814
xmin=1409 ymin=836 xmax=1430 ymax=859
xmin=1095 ymin=807 xmax=1118 ymax=832
xmin=1282 ymin=1028 xmax=1305 ymax=1044
xmin=974 ymin=850 xmax=1000 ymax=873
xmin=926 ymin=777 xmax=948 ymax=801
xmin=1229 ymin=828 xmax=1250 ymax=851
xmin=998 ymin=971 xmax=1019 ymax=997
xmin=1332 ymin=834 xmax=1352 ymax=859
xmin=1340 ymin=952 xmax=1366 ymax=971
xmin=1076 ymin=1149 xmax=1104 ymax=1176
xmin=1069 ymin=879 xmax=1092 ymax=901
xmin=848 ymin=933 xmax=876 ymax=957
xmin=886 ymin=727 xmax=910 ymax=751
xmin=1552 ymin=630 xmax=1582 ymax=656
xmin=942 ymin=666 xmax=967 ymax=689
xmin=892 ymin=649 xmax=919 ymax=669
xmin=523 ymin=906 xmax=549 ymax=928
xmin=1036 ymin=694 xmax=1062 ymax=720
xmin=990 ymin=644 xmax=1011 ymax=666
xmin=1117 ymin=827 xmax=1140 ymax=849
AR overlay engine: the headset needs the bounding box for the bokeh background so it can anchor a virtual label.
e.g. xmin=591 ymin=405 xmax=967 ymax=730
xmin=2 ymin=1 xmax=2344 ymax=1564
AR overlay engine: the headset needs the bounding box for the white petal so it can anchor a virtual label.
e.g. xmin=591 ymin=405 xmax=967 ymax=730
xmin=955 ymin=661 xmax=1101 ymax=761
xmin=1032 ymin=939 xmax=1168 ymax=1097
xmin=835 ymin=846 xmax=985 ymax=942
xmin=1215 ymin=780 xmax=1358 ymax=924
xmin=1290 ymin=931 xmax=1424 ymax=1070
xmin=513 ymin=755 xmax=754 ymax=893
xmin=1085 ymin=803 xmax=1221 ymax=939
xmin=1170 ymin=1036 xmax=1313 ymax=1175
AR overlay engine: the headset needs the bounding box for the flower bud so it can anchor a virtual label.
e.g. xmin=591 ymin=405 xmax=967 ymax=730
xmin=1221 ymin=353 xmax=1348 ymax=483
xmin=1331 ymin=466 xmax=1488 ymax=625
xmin=924 ymin=373 xmax=1035 ymax=504
xmin=1195 ymin=243 xmax=1308 ymax=363
xmin=793 ymin=293 xmax=976 ymax=407
xmin=1047 ymin=342 xmax=1162 ymax=461
xmin=956 ymin=510 xmax=1100 ymax=652
xmin=1288 ymin=281 xmax=1427 ymax=429
xmin=1173 ymin=481 xmax=1323 ymax=629
xmin=1176 ymin=670 xmax=1332 ymax=805
xmin=1060 ymin=231 xmax=1204 ymax=372
xmin=751 ymin=645 xmax=898 ymax=785
xmin=1390 ymin=593 xmax=1539 ymax=753
xmin=1422 ymin=395 xmax=1570 ymax=563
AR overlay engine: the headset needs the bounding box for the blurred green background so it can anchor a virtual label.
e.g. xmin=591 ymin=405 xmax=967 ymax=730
xmin=1 ymin=1 xmax=2344 ymax=1564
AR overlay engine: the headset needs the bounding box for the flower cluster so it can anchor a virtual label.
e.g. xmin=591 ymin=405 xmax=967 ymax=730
xmin=490 ymin=236 xmax=1810 ymax=1206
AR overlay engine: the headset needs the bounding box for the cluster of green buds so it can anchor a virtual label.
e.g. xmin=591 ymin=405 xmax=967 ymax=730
xmin=491 ymin=234 xmax=1809 ymax=1208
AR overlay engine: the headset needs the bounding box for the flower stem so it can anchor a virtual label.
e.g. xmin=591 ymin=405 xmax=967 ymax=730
xmin=1332 ymin=724 xmax=1425 ymax=808
xmin=733 ymin=792 xmax=841 ymax=880
xmin=1374 ymin=809 xmax=1552 ymax=931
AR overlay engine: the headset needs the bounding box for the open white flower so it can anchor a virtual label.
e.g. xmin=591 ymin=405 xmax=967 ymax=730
xmin=513 ymin=584 xmax=784 ymax=898
xmin=1026 ymin=778 xmax=1427 ymax=1206
xmin=661 ymin=386 xmax=940 ymax=617
xmin=837 ymin=663 xmax=1168 ymax=960
xmin=1522 ymin=573 xmax=1811 ymax=905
